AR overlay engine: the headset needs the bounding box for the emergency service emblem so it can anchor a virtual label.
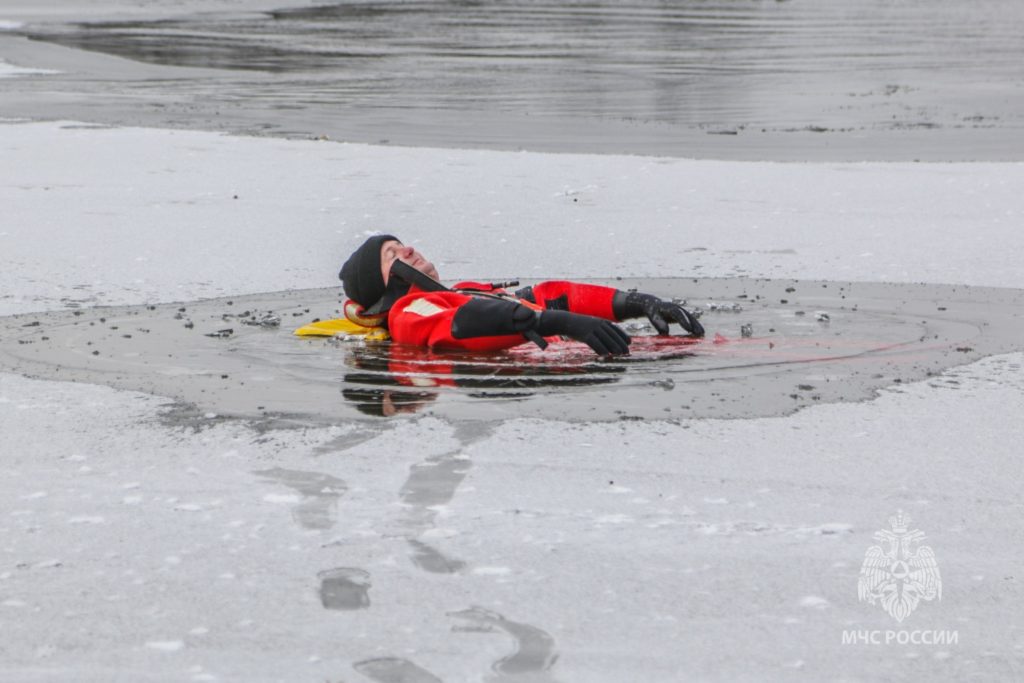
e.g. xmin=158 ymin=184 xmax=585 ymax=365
xmin=857 ymin=511 xmax=942 ymax=622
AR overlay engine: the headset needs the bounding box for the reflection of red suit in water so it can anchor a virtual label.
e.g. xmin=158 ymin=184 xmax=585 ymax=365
xmin=387 ymin=280 xmax=619 ymax=351
xmin=343 ymin=324 xmax=629 ymax=416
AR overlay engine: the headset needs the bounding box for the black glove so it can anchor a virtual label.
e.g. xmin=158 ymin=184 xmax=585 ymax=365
xmin=451 ymin=297 xmax=631 ymax=355
xmin=536 ymin=309 xmax=631 ymax=356
xmin=613 ymin=290 xmax=704 ymax=337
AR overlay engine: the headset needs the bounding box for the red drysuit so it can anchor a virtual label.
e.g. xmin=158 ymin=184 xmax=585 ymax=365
xmin=387 ymin=280 xmax=619 ymax=351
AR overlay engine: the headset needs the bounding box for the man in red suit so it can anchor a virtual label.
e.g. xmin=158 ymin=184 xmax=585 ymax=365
xmin=339 ymin=234 xmax=703 ymax=356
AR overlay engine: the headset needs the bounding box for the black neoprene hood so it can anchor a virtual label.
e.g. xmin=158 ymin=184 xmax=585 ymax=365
xmin=339 ymin=234 xmax=398 ymax=308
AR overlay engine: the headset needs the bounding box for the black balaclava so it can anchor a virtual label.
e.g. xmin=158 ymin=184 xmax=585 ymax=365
xmin=339 ymin=234 xmax=398 ymax=310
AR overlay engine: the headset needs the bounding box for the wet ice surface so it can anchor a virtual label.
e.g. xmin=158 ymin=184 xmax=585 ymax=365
xmin=2 ymin=279 xmax=1021 ymax=425
xmin=3 ymin=0 xmax=1024 ymax=159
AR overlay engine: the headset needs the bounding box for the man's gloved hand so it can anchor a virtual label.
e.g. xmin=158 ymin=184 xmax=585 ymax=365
xmin=614 ymin=291 xmax=704 ymax=337
xmin=536 ymin=309 xmax=631 ymax=356
xmin=451 ymin=298 xmax=631 ymax=355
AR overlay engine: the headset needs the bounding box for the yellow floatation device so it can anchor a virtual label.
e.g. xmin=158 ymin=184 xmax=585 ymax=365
xmin=293 ymin=300 xmax=391 ymax=340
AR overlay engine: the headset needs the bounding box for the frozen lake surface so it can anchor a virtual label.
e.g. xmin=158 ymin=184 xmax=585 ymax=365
xmin=1 ymin=121 xmax=1023 ymax=680
xmin=2 ymin=0 xmax=1024 ymax=674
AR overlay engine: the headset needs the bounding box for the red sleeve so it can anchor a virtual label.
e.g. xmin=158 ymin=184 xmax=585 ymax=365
xmin=529 ymin=281 xmax=618 ymax=320
xmin=387 ymin=290 xmax=527 ymax=352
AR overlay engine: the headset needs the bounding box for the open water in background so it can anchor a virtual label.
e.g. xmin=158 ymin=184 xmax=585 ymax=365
xmin=6 ymin=0 xmax=1024 ymax=158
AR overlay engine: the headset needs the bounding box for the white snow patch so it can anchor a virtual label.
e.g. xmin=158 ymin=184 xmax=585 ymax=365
xmin=420 ymin=527 xmax=459 ymax=539
xmin=145 ymin=640 xmax=185 ymax=652
xmin=32 ymin=559 xmax=62 ymax=569
xmin=794 ymin=523 xmax=854 ymax=536
xmin=472 ymin=566 xmax=512 ymax=576
xmin=3 ymin=122 xmax=1024 ymax=319
xmin=67 ymin=515 xmax=105 ymax=524
xmin=262 ymin=493 xmax=300 ymax=504
xmin=594 ymin=514 xmax=633 ymax=524
xmin=799 ymin=596 xmax=830 ymax=609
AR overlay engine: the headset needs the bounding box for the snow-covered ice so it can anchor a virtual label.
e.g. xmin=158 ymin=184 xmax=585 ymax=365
xmin=1 ymin=114 xmax=1023 ymax=680
xmin=2 ymin=122 xmax=1024 ymax=317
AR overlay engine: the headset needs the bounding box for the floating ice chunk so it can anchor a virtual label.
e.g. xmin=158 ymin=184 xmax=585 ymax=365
xmin=706 ymin=301 xmax=743 ymax=312
xmin=814 ymin=311 xmax=831 ymax=322
xmin=21 ymin=491 xmax=47 ymax=500
xmin=241 ymin=312 xmax=281 ymax=328
xmin=145 ymin=640 xmax=184 ymax=652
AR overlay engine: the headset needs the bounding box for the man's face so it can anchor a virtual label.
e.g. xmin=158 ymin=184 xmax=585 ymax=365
xmin=380 ymin=239 xmax=439 ymax=284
